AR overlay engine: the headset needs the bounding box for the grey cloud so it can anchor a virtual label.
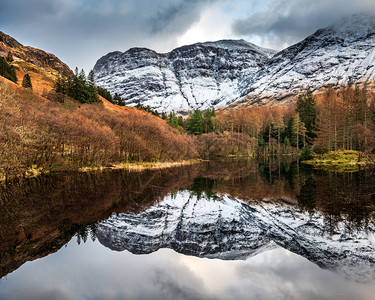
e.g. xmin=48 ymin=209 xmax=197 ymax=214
xmin=152 ymin=268 xmax=213 ymax=300
xmin=0 ymin=0 xmax=216 ymax=71
xmin=0 ymin=0 xmax=69 ymax=20
xmin=2 ymin=0 xmax=375 ymax=72
xmin=232 ymin=0 xmax=375 ymax=50
xmin=149 ymin=0 xmax=219 ymax=34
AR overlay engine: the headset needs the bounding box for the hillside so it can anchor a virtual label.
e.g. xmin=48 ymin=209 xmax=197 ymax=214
xmin=0 ymin=72 xmax=197 ymax=181
xmin=0 ymin=31 xmax=73 ymax=95
xmin=94 ymin=14 xmax=375 ymax=111
xmin=236 ymin=13 xmax=375 ymax=107
xmin=94 ymin=40 xmax=275 ymax=113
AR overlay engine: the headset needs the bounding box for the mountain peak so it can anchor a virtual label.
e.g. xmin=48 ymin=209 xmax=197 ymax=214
xmin=192 ymin=39 xmax=276 ymax=58
xmin=0 ymin=31 xmax=23 ymax=48
xmin=93 ymin=13 xmax=375 ymax=111
xmin=236 ymin=13 xmax=375 ymax=107
xmin=94 ymin=39 xmax=273 ymax=112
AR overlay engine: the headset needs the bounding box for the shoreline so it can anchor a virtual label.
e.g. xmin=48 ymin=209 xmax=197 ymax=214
xmin=79 ymin=159 xmax=204 ymax=172
xmin=0 ymin=160 xmax=203 ymax=184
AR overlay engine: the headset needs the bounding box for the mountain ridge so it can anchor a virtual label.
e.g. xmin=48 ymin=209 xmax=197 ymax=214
xmin=236 ymin=13 xmax=375 ymax=106
xmin=0 ymin=30 xmax=73 ymax=95
xmin=96 ymin=191 xmax=375 ymax=281
xmin=94 ymin=39 xmax=275 ymax=113
xmin=94 ymin=14 xmax=375 ymax=111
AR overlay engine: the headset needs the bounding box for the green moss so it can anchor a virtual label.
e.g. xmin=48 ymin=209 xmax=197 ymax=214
xmin=302 ymin=150 xmax=374 ymax=172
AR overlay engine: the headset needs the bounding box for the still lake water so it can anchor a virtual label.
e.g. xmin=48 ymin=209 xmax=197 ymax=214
xmin=0 ymin=159 xmax=375 ymax=300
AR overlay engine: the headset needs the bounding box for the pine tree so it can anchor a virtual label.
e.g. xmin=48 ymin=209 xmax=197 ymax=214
xmin=53 ymin=67 xmax=100 ymax=104
xmin=296 ymin=88 xmax=317 ymax=141
xmin=88 ymin=70 xmax=95 ymax=87
xmin=78 ymin=69 xmax=86 ymax=81
xmin=22 ymin=73 xmax=32 ymax=89
xmin=203 ymin=108 xmax=216 ymax=133
xmin=167 ymin=112 xmax=178 ymax=128
xmin=113 ymin=93 xmax=125 ymax=106
xmin=97 ymin=86 xmax=112 ymax=102
xmin=185 ymin=109 xmax=204 ymax=135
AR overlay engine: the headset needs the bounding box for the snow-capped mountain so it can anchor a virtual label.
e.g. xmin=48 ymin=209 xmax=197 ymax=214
xmin=94 ymin=14 xmax=375 ymax=111
xmin=96 ymin=191 xmax=375 ymax=281
xmin=236 ymin=13 xmax=375 ymax=106
xmin=93 ymin=40 xmax=275 ymax=113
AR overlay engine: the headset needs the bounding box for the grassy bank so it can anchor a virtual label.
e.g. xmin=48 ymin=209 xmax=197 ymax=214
xmin=79 ymin=159 xmax=203 ymax=172
xmin=302 ymin=150 xmax=375 ymax=171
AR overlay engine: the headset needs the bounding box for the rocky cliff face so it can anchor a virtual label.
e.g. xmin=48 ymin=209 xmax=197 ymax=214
xmin=94 ymin=14 xmax=375 ymax=111
xmin=96 ymin=191 xmax=375 ymax=281
xmin=93 ymin=40 xmax=275 ymax=113
xmin=236 ymin=13 xmax=375 ymax=106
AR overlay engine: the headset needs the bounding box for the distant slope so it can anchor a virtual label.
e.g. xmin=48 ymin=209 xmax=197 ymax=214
xmin=94 ymin=40 xmax=275 ymax=113
xmin=0 ymin=74 xmax=48 ymax=103
xmin=236 ymin=13 xmax=375 ymax=107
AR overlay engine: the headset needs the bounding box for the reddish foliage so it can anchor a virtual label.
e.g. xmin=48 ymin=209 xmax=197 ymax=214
xmin=0 ymin=81 xmax=198 ymax=179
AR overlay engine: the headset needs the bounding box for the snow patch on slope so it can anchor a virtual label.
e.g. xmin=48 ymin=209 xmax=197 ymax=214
xmin=96 ymin=191 xmax=375 ymax=281
xmin=94 ymin=40 xmax=275 ymax=113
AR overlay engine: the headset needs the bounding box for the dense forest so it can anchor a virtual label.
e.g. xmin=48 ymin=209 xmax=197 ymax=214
xmin=180 ymin=87 xmax=375 ymax=159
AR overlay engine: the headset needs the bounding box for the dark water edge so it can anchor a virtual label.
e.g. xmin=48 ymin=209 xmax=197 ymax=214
xmin=0 ymin=158 xmax=375 ymax=299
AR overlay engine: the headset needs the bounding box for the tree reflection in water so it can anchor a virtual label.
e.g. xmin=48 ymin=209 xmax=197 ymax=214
xmin=1 ymin=159 xmax=375 ymax=278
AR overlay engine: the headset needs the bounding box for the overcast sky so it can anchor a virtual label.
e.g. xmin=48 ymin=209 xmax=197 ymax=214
xmin=1 ymin=0 xmax=375 ymax=72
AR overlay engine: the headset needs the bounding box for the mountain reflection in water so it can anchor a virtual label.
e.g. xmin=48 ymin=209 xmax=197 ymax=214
xmin=1 ymin=159 xmax=375 ymax=284
xmin=96 ymin=191 xmax=375 ymax=281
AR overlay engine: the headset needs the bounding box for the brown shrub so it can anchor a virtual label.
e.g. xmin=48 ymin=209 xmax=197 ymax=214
xmin=0 ymin=82 xmax=198 ymax=179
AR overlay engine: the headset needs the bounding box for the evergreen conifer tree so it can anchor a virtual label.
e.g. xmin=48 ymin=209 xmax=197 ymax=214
xmin=296 ymin=88 xmax=317 ymax=140
xmin=113 ymin=93 xmax=125 ymax=106
xmin=88 ymin=70 xmax=95 ymax=87
xmin=185 ymin=109 xmax=204 ymax=135
xmin=53 ymin=67 xmax=100 ymax=104
xmin=22 ymin=73 xmax=32 ymax=89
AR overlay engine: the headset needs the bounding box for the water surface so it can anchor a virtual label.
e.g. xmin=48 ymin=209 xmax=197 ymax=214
xmin=0 ymin=160 xmax=374 ymax=299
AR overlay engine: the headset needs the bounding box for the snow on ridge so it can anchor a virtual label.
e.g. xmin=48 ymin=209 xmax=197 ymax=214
xmin=93 ymin=39 xmax=273 ymax=113
xmin=237 ymin=13 xmax=375 ymax=107
xmin=96 ymin=191 xmax=375 ymax=281
xmin=94 ymin=14 xmax=375 ymax=111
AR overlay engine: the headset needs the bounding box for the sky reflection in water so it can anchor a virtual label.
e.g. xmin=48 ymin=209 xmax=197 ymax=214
xmin=1 ymin=161 xmax=375 ymax=299
xmin=1 ymin=237 xmax=375 ymax=300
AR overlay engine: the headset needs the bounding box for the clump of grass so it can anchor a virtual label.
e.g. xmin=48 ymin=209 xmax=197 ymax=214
xmin=78 ymin=159 xmax=202 ymax=173
xmin=302 ymin=150 xmax=374 ymax=172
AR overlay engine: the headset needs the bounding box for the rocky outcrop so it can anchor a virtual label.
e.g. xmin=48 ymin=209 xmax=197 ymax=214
xmin=236 ymin=13 xmax=375 ymax=106
xmin=96 ymin=192 xmax=375 ymax=281
xmin=94 ymin=40 xmax=275 ymax=113
xmin=94 ymin=14 xmax=375 ymax=111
